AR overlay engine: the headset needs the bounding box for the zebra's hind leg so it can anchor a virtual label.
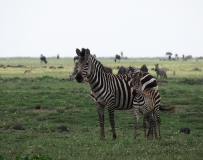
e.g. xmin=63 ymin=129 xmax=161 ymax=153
xmin=148 ymin=113 xmax=157 ymax=139
xmin=143 ymin=115 xmax=148 ymax=138
xmin=97 ymin=105 xmax=105 ymax=139
xmin=154 ymin=109 xmax=161 ymax=139
xmin=146 ymin=113 xmax=155 ymax=139
xmin=108 ymin=109 xmax=117 ymax=140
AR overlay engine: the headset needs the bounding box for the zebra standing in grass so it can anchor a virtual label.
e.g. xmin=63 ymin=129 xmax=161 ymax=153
xmin=75 ymin=48 xmax=135 ymax=139
xmin=129 ymin=70 xmax=176 ymax=139
xmin=129 ymin=70 xmax=160 ymax=139
xmin=155 ymin=64 xmax=167 ymax=80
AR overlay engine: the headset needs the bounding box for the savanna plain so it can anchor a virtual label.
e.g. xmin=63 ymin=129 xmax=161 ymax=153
xmin=0 ymin=57 xmax=203 ymax=160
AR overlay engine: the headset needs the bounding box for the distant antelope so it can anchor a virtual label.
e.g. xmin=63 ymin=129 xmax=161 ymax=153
xmin=23 ymin=69 xmax=32 ymax=75
xmin=173 ymin=70 xmax=176 ymax=76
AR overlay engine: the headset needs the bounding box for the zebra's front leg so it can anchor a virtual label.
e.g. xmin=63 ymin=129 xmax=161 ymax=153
xmin=96 ymin=105 xmax=105 ymax=139
xmin=108 ymin=109 xmax=117 ymax=140
xmin=134 ymin=110 xmax=140 ymax=139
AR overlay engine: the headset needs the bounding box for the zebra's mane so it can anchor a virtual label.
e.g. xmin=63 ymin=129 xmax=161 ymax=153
xmin=89 ymin=54 xmax=109 ymax=73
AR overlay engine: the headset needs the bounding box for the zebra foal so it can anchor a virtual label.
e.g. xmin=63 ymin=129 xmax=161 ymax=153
xmin=129 ymin=71 xmax=160 ymax=139
xmin=129 ymin=70 xmax=176 ymax=139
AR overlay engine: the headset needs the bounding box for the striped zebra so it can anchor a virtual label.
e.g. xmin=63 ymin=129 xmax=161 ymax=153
xmin=129 ymin=70 xmax=160 ymax=139
xmin=155 ymin=64 xmax=167 ymax=80
xmin=129 ymin=70 xmax=176 ymax=139
xmin=75 ymin=48 xmax=141 ymax=139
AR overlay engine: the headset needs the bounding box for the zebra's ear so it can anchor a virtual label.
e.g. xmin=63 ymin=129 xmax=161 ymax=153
xmin=85 ymin=48 xmax=90 ymax=56
xmin=134 ymin=72 xmax=139 ymax=77
xmin=128 ymin=71 xmax=132 ymax=78
xmin=76 ymin=48 xmax=81 ymax=56
xmin=81 ymin=48 xmax=86 ymax=56
xmin=76 ymin=48 xmax=86 ymax=56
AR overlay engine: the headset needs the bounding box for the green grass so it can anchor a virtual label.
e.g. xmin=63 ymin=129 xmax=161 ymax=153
xmin=0 ymin=57 xmax=203 ymax=159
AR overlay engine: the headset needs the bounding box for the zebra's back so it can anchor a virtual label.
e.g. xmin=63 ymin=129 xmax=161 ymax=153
xmin=141 ymin=72 xmax=158 ymax=91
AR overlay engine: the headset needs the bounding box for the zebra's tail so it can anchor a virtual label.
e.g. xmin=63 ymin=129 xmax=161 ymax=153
xmin=159 ymin=105 xmax=176 ymax=112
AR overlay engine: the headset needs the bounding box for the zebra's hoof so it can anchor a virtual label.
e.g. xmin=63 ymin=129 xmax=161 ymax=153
xmin=100 ymin=136 xmax=105 ymax=140
xmin=113 ymin=135 xmax=117 ymax=140
xmin=158 ymin=136 xmax=162 ymax=140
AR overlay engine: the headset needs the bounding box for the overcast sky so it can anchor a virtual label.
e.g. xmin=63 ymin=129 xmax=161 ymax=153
xmin=0 ymin=0 xmax=203 ymax=58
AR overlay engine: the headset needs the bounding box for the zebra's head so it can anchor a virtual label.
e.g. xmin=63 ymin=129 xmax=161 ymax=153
xmin=154 ymin=64 xmax=159 ymax=71
xmin=128 ymin=70 xmax=142 ymax=96
xmin=75 ymin=48 xmax=92 ymax=83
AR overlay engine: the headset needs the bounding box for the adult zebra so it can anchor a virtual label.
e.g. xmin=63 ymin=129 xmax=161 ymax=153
xmin=75 ymin=48 xmax=138 ymax=139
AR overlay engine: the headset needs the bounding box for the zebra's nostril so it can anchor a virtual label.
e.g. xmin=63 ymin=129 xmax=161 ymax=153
xmin=132 ymin=89 xmax=137 ymax=95
xmin=75 ymin=73 xmax=83 ymax=83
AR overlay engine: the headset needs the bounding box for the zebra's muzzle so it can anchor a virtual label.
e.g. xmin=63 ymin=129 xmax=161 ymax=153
xmin=75 ymin=72 xmax=84 ymax=83
xmin=132 ymin=88 xmax=137 ymax=96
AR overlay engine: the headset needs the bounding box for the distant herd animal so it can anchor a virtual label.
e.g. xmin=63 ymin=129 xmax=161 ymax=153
xmin=23 ymin=69 xmax=32 ymax=75
xmin=154 ymin=64 xmax=167 ymax=80
xmin=40 ymin=54 xmax=47 ymax=64
xmin=73 ymin=56 xmax=80 ymax=63
xmin=37 ymin=53 xmax=170 ymax=84
xmin=69 ymin=62 xmax=79 ymax=81
xmin=117 ymin=65 xmax=148 ymax=75
xmin=114 ymin=54 xmax=121 ymax=62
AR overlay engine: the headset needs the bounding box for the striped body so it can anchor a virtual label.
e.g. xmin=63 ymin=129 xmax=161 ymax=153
xmin=89 ymin=73 xmax=134 ymax=110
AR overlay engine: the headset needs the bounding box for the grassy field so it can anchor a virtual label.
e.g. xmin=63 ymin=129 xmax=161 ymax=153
xmin=0 ymin=57 xmax=203 ymax=160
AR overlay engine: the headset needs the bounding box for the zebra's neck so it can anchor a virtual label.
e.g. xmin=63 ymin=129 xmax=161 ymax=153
xmin=87 ymin=59 xmax=108 ymax=92
xmin=135 ymin=84 xmax=145 ymax=101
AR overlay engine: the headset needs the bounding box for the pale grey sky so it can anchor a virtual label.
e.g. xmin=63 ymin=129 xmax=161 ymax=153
xmin=0 ymin=0 xmax=203 ymax=58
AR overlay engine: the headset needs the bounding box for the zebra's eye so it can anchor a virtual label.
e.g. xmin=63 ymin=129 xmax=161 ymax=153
xmin=85 ymin=62 xmax=89 ymax=65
